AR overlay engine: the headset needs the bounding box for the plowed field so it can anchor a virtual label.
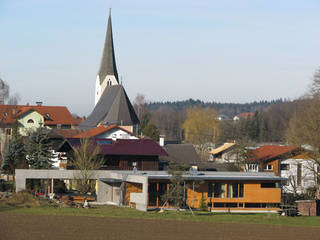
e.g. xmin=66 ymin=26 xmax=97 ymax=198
xmin=1 ymin=213 xmax=320 ymax=240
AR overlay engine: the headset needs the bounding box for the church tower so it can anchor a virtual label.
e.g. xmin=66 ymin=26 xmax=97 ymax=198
xmin=95 ymin=10 xmax=119 ymax=106
xmin=79 ymin=11 xmax=139 ymax=132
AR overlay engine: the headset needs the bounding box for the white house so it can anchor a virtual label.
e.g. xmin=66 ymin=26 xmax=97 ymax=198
xmin=280 ymin=157 xmax=318 ymax=194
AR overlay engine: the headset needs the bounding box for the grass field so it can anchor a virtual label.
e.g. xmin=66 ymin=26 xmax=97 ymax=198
xmin=1 ymin=205 xmax=320 ymax=227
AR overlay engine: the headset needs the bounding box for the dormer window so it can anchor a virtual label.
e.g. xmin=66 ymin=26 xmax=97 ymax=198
xmin=27 ymin=119 xmax=34 ymax=124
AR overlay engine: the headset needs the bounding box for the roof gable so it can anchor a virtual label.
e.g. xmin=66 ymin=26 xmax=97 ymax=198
xmin=160 ymin=144 xmax=200 ymax=165
xmin=79 ymin=85 xmax=139 ymax=129
xmin=0 ymin=104 xmax=79 ymax=126
xmin=251 ymin=145 xmax=299 ymax=162
xmin=73 ymin=125 xmax=136 ymax=138
xmin=209 ymin=142 xmax=236 ymax=155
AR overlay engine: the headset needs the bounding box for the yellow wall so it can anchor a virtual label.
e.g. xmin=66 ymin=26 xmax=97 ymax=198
xmin=18 ymin=111 xmax=44 ymax=135
xmin=151 ymin=180 xmax=281 ymax=209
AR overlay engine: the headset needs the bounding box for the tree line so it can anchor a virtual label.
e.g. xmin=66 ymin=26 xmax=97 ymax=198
xmin=134 ymin=94 xmax=298 ymax=144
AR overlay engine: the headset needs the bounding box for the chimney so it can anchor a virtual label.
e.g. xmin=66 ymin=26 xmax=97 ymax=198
xmin=36 ymin=101 xmax=43 ymax=106
xmin=159 ymin=135 xmax=165 ymax=147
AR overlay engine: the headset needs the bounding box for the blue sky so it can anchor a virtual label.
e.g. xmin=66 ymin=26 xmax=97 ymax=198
xmin=1 ymin=0 xmax=320 ymax=116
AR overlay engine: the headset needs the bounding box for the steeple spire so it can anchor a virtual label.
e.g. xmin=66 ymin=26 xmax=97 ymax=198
xmin=97 ymin=9 xmax=119 ymax=83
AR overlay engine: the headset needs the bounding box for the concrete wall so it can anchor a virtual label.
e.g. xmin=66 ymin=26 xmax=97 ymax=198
xmin=15 ymin=169 xmax=149 ymax=211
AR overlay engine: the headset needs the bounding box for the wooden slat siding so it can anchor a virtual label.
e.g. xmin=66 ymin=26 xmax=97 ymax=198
xmin=147 ymin=180 xmax=281 ymax=210
xmin=116 ymin=156 xmax=159 ymax=170
xmin=125 ymin=182 xmax=142 ymax=206
xmin=259 ymin=159 xmax=279 ymax=176
xmin=187 ymin=182 xmax=209 ymax=208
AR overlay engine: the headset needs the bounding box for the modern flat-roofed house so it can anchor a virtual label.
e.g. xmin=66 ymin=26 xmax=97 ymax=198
xmin=146 ymin=171 xmax=284 ymax=212
xmin=16 ymin=169 xmax=285 ymax=212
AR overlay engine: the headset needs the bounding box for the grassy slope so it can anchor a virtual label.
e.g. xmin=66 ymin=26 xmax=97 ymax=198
xmin=1 ymin=205 xmax=320 ymax=227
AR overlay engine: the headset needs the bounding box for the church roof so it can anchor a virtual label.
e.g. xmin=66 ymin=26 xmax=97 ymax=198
xmin=79 ymin=85 xmax=139 ymax=129
xmin=97 ymin=11 xmax=118 ymax=83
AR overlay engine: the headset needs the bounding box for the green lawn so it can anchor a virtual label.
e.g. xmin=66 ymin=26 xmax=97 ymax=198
xmin=1 ymin=205 xmax=320 ymax=227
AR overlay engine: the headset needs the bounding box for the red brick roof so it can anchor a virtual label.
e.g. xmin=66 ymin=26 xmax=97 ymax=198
xmin=250 ymin=145 xmax=299 ymax=162
xmin=73 ymin=125 xmax=134 ymax=138
xmin=0 ymin=104 xmax=80 ymax=126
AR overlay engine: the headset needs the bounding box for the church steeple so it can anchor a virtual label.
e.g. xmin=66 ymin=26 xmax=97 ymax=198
xmin=95 ymin=9 xmax=120 ymax=106
xmin=97 ymin=9 xmax=119 ymax=83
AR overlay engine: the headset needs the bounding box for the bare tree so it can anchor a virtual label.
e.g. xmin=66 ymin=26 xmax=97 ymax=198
xmin=133 ymin=94 xmax=147 ymax=120
xmin=0 ymin=78 xmax=9 ymax=104
xmin=70 ymin=138 xmax=103 ymax=195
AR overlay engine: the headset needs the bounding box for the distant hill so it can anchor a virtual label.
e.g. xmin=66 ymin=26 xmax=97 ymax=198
xmin=146 ymin=98 xmax=285 ymax=118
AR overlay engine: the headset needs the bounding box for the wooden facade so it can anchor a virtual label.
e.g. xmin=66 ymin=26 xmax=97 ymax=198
xmin=141 ymin=180 xmax=281 ymax=211
xmin=259 ymin=159 xmax=279 ymax=176
xmin=102 ymin=155 xmax=159 ymax=171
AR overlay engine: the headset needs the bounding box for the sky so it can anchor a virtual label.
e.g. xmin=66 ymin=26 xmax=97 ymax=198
xmin=1 ymin=0 xmax=320 ymax=116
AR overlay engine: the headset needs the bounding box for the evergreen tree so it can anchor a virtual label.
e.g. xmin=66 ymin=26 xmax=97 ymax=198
xmin=1 ymin=125 xmax=27 ymax=174
xmin=141 ymin=122 xmax=160 ymax=141
xmin=26 ymin=127 xmax=54 ymax=169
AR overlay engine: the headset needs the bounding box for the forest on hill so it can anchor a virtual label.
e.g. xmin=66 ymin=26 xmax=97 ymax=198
xmin=134 ymin=96 xmax=305 ymax=144
xmin=146 ymin=98 xmax=285 ymax=119
xmin=135 ymin=67 xmax=320 ymax=151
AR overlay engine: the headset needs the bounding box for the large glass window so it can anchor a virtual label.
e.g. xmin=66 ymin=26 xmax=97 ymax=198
xmin=214 ymin=183 xmax=225 ymax=198
xmin=227 ymin=183 xmax=238 ymax=198
xmin=227 ymin=183 xmax=244 ymax=198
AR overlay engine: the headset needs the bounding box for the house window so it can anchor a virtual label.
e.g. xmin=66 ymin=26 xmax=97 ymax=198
xmin=297 ymin=163 xmax=302 ymax=186
xmin=261 ymin=182 xmax=277 ymax=188
xmin=247 ymin=164 xmax=258 ymax=172
xmin=3 ymin=112 xmax=8 ymax=117
xmin=264 ymin=164 xmax=273 ymax=170
xmin=280 ymin=164 xmax=289 ymax=171
xmin=27 ymin=119 xmax=34 ymax=123
xmin=214 ymin=183 xmax=225 ymax=198
xmin=227 ymin=183 xmax=244 ymax=198
xmin=107 ymin=80 xmax=112 ymax=86
xmin=5 ymin=128 xmax=12 ymax=135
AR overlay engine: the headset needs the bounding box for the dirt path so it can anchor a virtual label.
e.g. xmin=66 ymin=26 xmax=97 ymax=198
xmin=1 ymin=213 xmax=320 ymax=240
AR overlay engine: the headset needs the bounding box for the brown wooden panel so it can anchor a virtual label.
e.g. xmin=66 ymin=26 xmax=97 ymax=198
xmin=125 ymin=182 xmax=142 ymax=205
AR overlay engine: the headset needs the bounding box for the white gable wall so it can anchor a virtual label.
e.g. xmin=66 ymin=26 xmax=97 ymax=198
xmin=96 ymin=128 xmax=138 ymax=139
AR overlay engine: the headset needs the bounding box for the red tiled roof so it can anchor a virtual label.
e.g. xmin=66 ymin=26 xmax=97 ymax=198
xmin=0 ymin=104 xmax=79 ymax=125
xmin=55 ymin=129 xmax=84 ymax=138
xmin=64 ymin=138 xmax=168 ymax=156
xmin=0 ymin=105 xmax=18 ymax=124
xmin=250 ymin=145 xmax=299 ymax=162
xmin=73 ymin=125 xmax=134 ymax=138
xmin=238 ymin=112 xmax=255 ymax=118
